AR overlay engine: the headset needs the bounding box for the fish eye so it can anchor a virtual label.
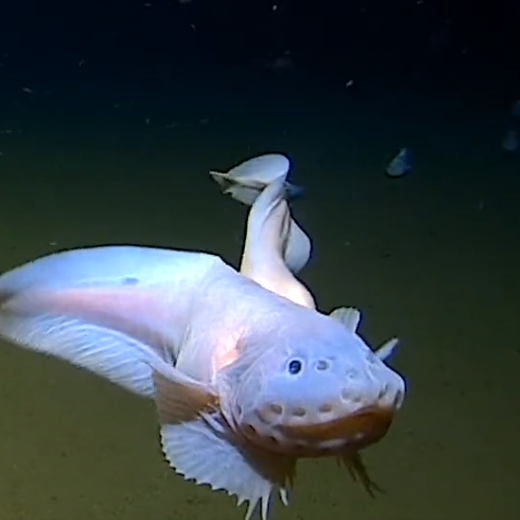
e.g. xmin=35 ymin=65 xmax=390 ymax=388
xmin=287 ymin=359 xmax=303 ymax=375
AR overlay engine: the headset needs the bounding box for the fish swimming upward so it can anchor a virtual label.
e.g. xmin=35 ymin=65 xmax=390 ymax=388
xmin=0 ymin=159 xmax=406 ymax=520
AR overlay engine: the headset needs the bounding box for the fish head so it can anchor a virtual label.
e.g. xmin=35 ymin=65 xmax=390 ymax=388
xmin=217 ymin=314 xmax=405 ymax=457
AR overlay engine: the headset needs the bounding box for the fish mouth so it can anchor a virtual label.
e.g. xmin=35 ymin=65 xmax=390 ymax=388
xmin=280 ymin=405 xmax=393 ymax=449
xmin=242 ymin=406 xmax=394 ymax=457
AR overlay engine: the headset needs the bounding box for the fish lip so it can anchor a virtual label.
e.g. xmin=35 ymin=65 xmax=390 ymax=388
xmin=240 ymin=406 xmax=395 ymax=457
xmin=278 ymin=405 xmax=393 ymax=446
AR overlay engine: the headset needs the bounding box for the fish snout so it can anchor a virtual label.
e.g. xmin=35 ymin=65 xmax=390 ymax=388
xmin=238 ymin=353 xmax=405 ymax=456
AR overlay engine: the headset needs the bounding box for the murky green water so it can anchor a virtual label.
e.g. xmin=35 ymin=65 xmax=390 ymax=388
xmin=0 ymin=79 xmax=518 ymax=520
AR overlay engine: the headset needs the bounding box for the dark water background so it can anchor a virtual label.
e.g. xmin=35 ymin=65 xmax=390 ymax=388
xmin=0 ymin=1 xmax=519 ymax=519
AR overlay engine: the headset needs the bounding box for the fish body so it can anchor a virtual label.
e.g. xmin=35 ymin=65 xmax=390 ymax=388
xmin=0 ymin=246 xmax=221 ymax=397
xmin=0 ymin=245 xmax=405 ymax=519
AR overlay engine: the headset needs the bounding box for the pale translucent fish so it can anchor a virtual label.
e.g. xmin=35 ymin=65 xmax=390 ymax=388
xmin=240 ymin=175 xmax=315 ymax=309
xmin=210 ymin=153 xmax=310 ymax=274
xmin=0 ymin=246 xmax=406 ymax=519
xmin=386 ymin=147 xmax=411 ymax=177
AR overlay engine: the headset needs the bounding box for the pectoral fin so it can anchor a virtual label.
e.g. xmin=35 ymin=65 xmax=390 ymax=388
xmin=149 ymin=356 xmax=296 ymax=520
xmin=374 ymin=338 xmax=399 ymax=361
xmin=149 ymin=354 xmax=218 ymax=423
xmin=0 ymin=290 xmax=167 ymax=396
